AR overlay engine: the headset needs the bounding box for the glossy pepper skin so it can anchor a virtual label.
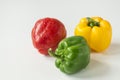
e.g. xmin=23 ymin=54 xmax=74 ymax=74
xmin=31 ymin=17 xmax=66 ymax=55
xmin=74 ymin=17 xmax=112 ymax=52
xmin=49 ymin=36 xmax=90 ymax=74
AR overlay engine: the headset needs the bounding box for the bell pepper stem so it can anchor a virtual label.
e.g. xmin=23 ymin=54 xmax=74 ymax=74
xmin=86 ymin=17 xmax=100 ymax=27
xmin=48 ymin=48 xmax=60 ymax=58
xmin=48 ymin=48 xmax=55 ymax=56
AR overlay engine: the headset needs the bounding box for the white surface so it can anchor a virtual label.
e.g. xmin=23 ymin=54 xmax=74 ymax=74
xmin=0 ymin=0 xmax=120 ymax=80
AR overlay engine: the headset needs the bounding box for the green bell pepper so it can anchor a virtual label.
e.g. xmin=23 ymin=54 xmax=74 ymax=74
xmin=48 ymin=36 xmax=90 ymax=74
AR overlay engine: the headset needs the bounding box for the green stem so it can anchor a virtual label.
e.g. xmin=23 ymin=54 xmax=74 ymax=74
xmin=86 ymin=17 xmax=100 ymax=27
xmin=48 ymin=48 xmax=60 ymax=58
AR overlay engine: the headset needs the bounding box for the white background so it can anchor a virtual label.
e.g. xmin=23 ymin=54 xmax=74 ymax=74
xmin=0 ymin=0 xmax=120 ymax=80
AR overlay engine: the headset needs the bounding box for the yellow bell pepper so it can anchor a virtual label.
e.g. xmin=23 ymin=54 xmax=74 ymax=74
xmin=74 ymin=16 xmax=112 ymax=52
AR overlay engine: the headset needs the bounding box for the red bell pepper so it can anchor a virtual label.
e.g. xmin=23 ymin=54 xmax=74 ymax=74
xmin=31 ymin=17 xmax=66 ymax=55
